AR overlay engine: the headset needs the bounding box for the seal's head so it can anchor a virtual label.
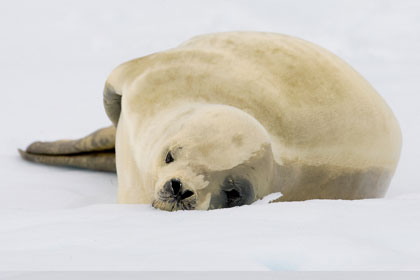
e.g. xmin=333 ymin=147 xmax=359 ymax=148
xmin=148 ymin=104 xmax=275 ymax=211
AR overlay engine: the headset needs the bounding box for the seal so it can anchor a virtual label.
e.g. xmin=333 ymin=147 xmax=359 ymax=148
xmin=20 ymin=32 xmax=402 ymax=211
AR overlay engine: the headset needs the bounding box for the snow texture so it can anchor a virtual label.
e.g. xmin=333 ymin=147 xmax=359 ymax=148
xmin=0 ymin=0 xmax=419 ymax=271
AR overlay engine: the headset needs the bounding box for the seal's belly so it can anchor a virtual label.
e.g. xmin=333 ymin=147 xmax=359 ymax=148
xmin=274 ymin=162 xmax=392 ymax=201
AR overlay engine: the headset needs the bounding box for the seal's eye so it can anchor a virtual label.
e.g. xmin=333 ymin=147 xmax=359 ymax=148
xmin=221 ymin=176 xmax=254 ymax=208
xmin=165 ymin=151 xmax=174 ymax=164
xmin=224 ymin=189 xmax=242 ymax=207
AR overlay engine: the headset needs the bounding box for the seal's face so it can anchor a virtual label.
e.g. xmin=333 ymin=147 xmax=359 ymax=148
xmin=150 ymin=105 xmax=275 ymax=211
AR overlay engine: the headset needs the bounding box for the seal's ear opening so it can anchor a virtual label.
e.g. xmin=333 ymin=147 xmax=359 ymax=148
xmin=103 ymin=83 xmax=122 ymax=127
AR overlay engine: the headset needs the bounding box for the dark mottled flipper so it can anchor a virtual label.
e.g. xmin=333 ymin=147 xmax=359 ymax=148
xmin=19 ymin=126 xmax=117 ymax=172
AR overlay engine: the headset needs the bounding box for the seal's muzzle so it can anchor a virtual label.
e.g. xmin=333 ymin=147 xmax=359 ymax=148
xmin=153 ymin=178 xmax=197 ymax=211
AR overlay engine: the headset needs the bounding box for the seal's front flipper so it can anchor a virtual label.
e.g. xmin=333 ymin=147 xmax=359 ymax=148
xmin=19 ymin=126 xmax=116 ymax=172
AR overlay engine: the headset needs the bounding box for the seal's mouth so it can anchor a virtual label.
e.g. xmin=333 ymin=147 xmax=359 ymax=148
xmin=152 ymin=197 xmax=196 ymax=211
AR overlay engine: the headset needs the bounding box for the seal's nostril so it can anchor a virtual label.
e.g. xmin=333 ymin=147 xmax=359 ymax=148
xmin=181 ymin=190 xmax=194 ymax=200
xmin=170 ymin=179 xmax=181 ymax=195
xmin=164 ymin=178 xmax=192 ymax=200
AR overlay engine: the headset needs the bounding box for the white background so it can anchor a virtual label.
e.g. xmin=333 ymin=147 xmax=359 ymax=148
xmin=0 ymin=0 xmax=419 ymax=271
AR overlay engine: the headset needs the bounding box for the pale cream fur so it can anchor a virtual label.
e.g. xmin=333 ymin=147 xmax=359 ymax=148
xmin=107 ymin=32 xmax=402 ymax=206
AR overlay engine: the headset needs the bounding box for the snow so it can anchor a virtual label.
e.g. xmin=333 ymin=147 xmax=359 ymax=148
xmin=1 ymin=0 xmax=420 ymax=271
xmin=1 ymin=197 xmax=420 ymax=270
xmin=252 ymin=192 xmax=283 ymax=205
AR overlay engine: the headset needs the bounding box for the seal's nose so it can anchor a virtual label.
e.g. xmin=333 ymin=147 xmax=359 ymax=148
xmin=169 ymin=178 xmax=182 ymax=195
xmin=164 ymin=178 xmax=194 ymax=200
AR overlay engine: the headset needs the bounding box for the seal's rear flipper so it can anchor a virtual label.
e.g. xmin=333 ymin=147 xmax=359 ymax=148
xmin=19 ymin=126 xmax=116 ymax=172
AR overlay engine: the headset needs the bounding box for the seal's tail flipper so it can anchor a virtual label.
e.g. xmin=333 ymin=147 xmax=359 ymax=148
xmin=19 ymin=126 xmax=116 ymax=172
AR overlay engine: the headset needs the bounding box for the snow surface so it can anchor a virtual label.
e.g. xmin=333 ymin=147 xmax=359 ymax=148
xmin=1 ymin=0 xmax=420 ymax=271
